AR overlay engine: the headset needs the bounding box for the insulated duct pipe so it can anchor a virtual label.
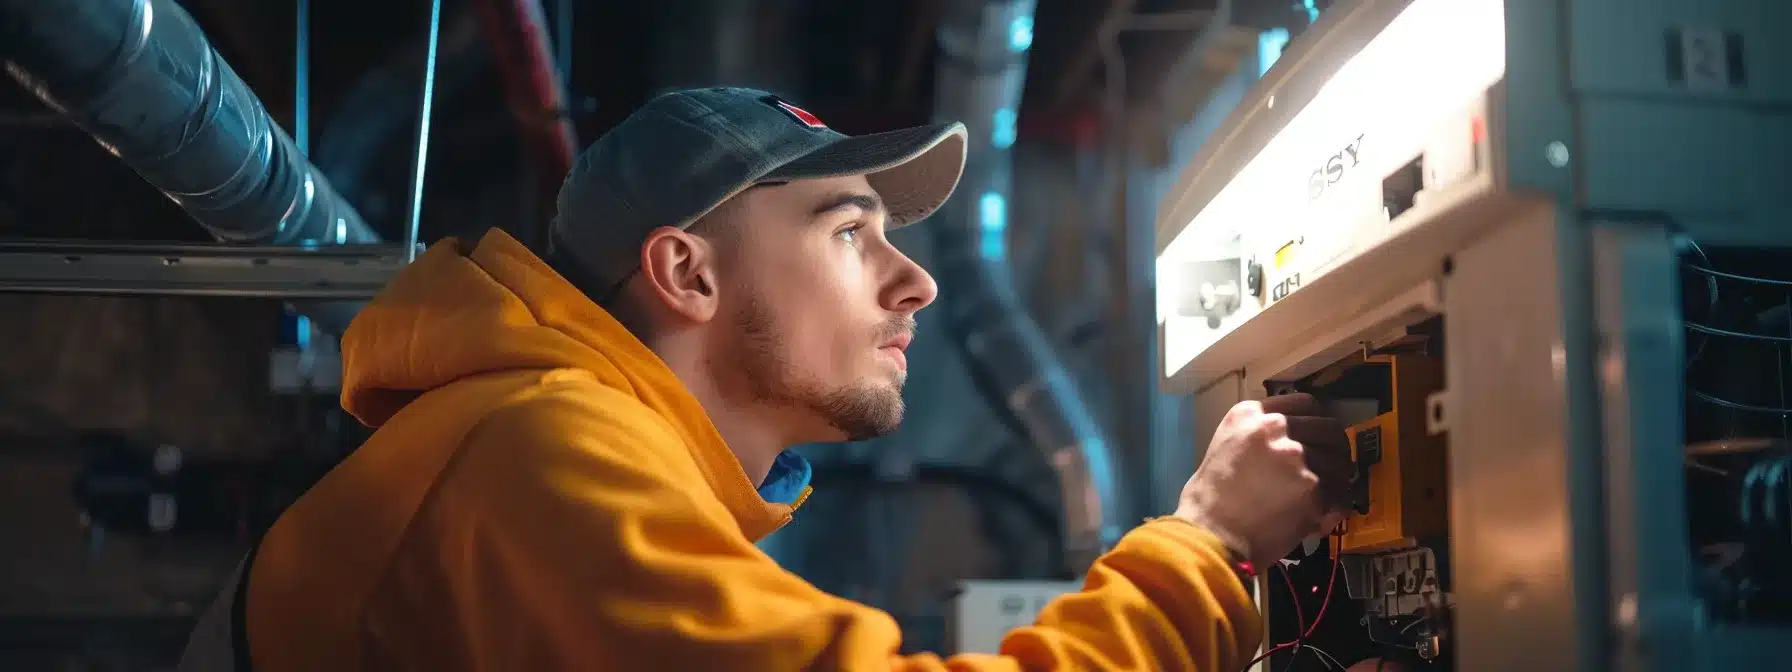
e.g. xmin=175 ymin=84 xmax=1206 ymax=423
xmin=0 ymin=0 xmax=380 ymax=332
xmin=0 ymin=0 xmax=377 ymax=246
xmin=931 ymin=0 xmax=1123 ymax=569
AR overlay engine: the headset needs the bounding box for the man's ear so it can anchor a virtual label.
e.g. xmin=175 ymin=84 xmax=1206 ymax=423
xmin=638 ymin=226 xmax=721 ymax=324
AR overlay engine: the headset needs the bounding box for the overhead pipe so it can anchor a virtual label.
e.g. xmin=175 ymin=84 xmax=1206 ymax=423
xmin=0 ymin=0 xmax=383 ymax=333
xmin=0 ymin=0 xmax=376 ymax=247
xmin=471 ymin=0 xmax=579 ymax=250
xmin=931 ymin=0 xmax=1123 ymax=570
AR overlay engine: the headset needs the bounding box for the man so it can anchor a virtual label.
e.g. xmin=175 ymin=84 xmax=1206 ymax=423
xmin=179 ymin=87 xmax=1352 ymax=670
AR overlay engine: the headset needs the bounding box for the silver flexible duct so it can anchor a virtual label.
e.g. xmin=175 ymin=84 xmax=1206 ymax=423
xmin=931 ymin=0 xmax=1123 ymax=569
xmin=0 ymin=0 xmax=382 ymax=332
xmin=0 ymin=0 xmax=376 ymax=246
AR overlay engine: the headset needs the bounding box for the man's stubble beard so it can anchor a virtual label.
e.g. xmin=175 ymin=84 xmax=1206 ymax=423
xmin=733 ymin=297 xmax=906 ymax=441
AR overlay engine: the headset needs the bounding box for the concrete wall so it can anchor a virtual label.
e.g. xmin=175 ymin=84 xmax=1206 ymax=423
xmin=0 ymin=295 xmax=305 ymax=631
xmin=0 ymin=295 xmax=297 ymax=458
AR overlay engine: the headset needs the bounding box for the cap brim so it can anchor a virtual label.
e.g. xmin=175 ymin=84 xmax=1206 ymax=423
xmin=762 ymin=122 xmax=968 ymax=227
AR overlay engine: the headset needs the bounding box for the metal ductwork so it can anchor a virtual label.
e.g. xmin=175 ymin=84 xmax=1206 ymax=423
xmin=932 ymin=0 xmax=1122 ymax=570
xmin=0 ymin=0 xmax=382 ymax=333
xmin=0 ymin=0 xmax=377 ymax=246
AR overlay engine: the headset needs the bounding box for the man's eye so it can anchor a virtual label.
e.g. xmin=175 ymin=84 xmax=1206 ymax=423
xmin=837 ymin=225 xmax=862 ymax=244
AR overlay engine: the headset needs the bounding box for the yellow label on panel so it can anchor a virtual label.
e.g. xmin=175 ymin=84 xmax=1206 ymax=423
xmin=1274 ymin=240 xmax=1298 ymax=269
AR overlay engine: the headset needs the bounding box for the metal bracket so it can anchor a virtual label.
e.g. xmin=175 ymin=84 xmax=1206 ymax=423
xmin=0 ymin=241 xmax=411 ymax=299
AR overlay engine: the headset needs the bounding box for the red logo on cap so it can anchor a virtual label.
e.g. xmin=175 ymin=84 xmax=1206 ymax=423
xmin=764 ymin=96 xmax=827 ymax=130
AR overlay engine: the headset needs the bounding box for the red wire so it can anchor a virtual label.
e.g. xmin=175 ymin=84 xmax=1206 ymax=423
xmin=1240 ymin=539 xmax=1342 ymax=670
xmin=1303 ymin=545 xmax=1340 ymax=640
xmin=1279 ymin=565 xmax=1306 ymax=640
xmin=1243 ymin=640 xmax=1298 ymax=668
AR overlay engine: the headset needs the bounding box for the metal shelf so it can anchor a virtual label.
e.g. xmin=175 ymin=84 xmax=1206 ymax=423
xmin=0 ymin=240 xmax=412 ymax=299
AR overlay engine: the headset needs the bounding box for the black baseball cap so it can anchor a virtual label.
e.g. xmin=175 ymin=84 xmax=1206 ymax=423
xmin=550 ymin=87 xmax=969 ymax=297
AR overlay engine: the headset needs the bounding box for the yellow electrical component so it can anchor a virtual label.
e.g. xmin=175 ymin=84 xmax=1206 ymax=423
xmin=1336 ymin=353 xmax=1448 ymax=555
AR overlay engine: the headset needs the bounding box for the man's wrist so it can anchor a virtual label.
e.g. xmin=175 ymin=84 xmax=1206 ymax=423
xmin=1171 ymin=503 xmax=1253 ymax=564
xmin=1158 ymin=510 xmax=1258 ymax=598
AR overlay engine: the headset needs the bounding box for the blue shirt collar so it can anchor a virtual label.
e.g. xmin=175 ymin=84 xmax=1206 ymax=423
xmin=756 ymin=450 xmax=812 ymax=505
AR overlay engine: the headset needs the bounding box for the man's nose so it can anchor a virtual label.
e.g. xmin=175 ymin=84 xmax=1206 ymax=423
xmin=882 ymin=250 xmax=938 ymax=315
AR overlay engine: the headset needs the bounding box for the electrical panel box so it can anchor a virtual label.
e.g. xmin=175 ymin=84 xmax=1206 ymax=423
xmin=1154 ymin=0 xmax=1504 ymax=394
xmin=1154 ymin=0 xmax=1792 ymax=669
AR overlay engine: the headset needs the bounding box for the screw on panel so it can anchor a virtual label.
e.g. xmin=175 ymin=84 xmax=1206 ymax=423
xmin=1546 ymin=142 xmax=1570 ymax=168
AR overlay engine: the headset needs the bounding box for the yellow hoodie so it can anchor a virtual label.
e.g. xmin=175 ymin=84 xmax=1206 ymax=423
xmin=231 ymin=228 xmax=1262 ymax=671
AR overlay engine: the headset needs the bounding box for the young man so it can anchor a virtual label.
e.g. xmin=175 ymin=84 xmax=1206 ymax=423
xmin=179 ymin=87 xmax=1352 ymax=671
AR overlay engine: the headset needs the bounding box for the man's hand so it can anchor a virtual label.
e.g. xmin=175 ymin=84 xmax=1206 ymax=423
xmin=1174 ymin=393 xmax=1354 ymax=567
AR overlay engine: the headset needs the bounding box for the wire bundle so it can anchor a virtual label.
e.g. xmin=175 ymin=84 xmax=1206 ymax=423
xmin=1241 ymin=540 xmax=1340 ymax=672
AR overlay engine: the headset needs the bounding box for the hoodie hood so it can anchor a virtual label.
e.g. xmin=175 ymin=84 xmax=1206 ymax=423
xmin=339 ymin=228 xmax=809 ymax=535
